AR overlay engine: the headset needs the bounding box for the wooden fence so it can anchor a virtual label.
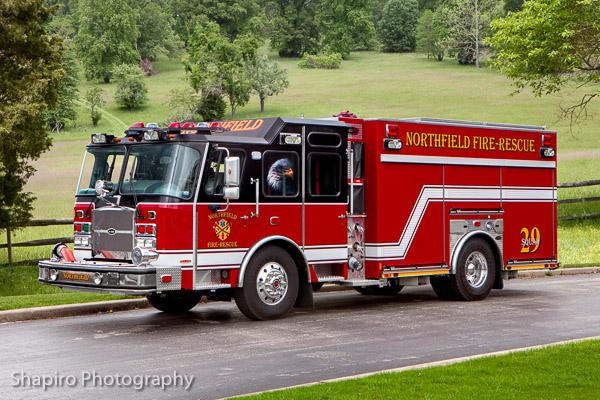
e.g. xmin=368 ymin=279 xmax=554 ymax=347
xmin=557 ymin=179 xmax=600 ymax=220
xmin=1 ymin=218 xmax=73 ymax=267
xmin=1 ymin=180 xmax=599 ymax=267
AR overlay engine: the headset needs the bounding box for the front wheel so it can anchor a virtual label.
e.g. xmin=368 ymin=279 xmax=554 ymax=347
xmin=146 ymin=290 xmax=203 ymax=313
xmin=234 ymin=246 xmax=299 ymax=320
xmin=448 ymin=238 xmax=496 ymax=301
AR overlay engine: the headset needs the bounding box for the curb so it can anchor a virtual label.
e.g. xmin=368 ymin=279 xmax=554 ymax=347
xmin=225 ymin=335 xmax=600 ymax=399
xmin=1 ymin=267 xmax=598 ymax=324
xmin=0 ymin=298 xmax=149 ymax=324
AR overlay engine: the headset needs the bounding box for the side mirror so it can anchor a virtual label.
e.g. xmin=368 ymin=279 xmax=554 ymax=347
xmin=224 ymin=156 xmax=240 ymax=186
xmin=224 ymin=186 xmax=240 ymax=200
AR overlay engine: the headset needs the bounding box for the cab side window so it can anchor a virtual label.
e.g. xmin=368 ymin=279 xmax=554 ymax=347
xmin=308 ymin=153 xmax=341 ymax=196
xmin=263 ymin=151 xmax=299 ymax=197
xmin=204 ymin=149 xmax=244 ymax=196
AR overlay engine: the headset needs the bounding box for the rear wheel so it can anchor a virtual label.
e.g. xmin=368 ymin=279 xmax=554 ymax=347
xmin=355 ymin=280 xmax=403 ymax=296
xmin=448 ymin=238 xmax=496 ymax=301
xmin=234 ymin=246 xmax=299 ymax=320
xmin=146 ymin=290 xmax=202 ymax=313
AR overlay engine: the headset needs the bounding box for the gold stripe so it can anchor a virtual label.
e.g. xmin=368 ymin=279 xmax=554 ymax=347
xmin=381 ymin=270 xmax=450 ymax=278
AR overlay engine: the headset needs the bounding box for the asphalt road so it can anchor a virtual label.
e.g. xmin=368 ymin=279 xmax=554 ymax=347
xmin=1 ymin=274 xmax=599 ymax=400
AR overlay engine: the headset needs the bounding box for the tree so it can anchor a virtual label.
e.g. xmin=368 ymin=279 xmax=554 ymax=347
xmin=0 ymin=0 xmax=63 ymax=233
xmin=112 ymin=64 xmax=148 ymax=111
xmin=318 ymin=0 xmax=376 ymax=57
xmin=185 ymin=23 xmax=258 ymax=119
xmin=43 ymin=45 xmax=79 ymax=133
xmin=74 ymin=0 xmax=139 ymax=82
xmin=488 ymin=0 xmax=600 ymax=122
xmin=416 ymin=9 xmax=448 ymax=61
xmin=377 ymin=0 xmax=419 ymax=52
xmin=170 ymin=0 xmax=261 ymax=44
xmin=222 ymin=34 xmax=259 ymax=118
xmin=85 ymin=86 xmax=106 ymax=127
xmin=267 ymin=0 xmax=321 ymax=57
xmin=247 ymin=56 xmax=289 ymax=113
xmin=442 ymin=0 xmax=500 ymax=67
xmin=134 ymin=1 xmax=183 ymax=61
xmin=503 ymin=0 xmax=524 ymax=13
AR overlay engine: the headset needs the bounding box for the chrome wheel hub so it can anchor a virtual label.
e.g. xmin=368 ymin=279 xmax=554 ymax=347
xmin=256 ymin=262 xmax=288 ymax=305
xmin=465 ymin=251 xmax=488 ymax=288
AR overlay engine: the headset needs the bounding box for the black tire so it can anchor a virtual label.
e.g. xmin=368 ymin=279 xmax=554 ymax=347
xmin=234 ymin=246 xmax=299 ymax=320
xmin=311 ymin=282 xmax=324 ymax=291
xmin=448 ymin=238 xmax=496 ymax=301
xmin=430 ymin=275 xmax=455 ymax=300
xmin=146 ymin=290 xmax=202 ymax=313
xmin=354 ymin=280 xmax=403 ymax=296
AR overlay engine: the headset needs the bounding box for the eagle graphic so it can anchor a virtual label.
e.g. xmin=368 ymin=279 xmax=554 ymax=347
xmin=267 ymin=158 xmax=295 ymax=195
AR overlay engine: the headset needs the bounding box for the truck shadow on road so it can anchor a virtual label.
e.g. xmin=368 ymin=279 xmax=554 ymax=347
xmin=138 ymin=286 xmax=540 ymax=328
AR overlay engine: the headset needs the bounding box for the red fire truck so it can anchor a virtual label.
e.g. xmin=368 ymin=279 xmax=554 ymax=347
xmin=38 ymin=113 xmax=558 ymax=320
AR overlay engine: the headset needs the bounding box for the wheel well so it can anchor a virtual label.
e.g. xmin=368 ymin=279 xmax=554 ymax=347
xmin=237 ymin=236 xmax=309 ymax=288
xmin=451 ymin=232 xmax=503 ymax=288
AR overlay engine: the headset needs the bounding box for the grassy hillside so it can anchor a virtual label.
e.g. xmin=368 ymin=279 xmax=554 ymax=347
xmin=2 ymin=51 xmax=600 ymax=265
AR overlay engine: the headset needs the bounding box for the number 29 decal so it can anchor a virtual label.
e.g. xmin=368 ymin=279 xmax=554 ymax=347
xmin=520 ymin=227 xmax=541 ymax=253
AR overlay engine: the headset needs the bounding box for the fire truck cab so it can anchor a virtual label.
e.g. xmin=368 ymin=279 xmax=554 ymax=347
xmin=39 ymin=114 xmax=558 ymax=320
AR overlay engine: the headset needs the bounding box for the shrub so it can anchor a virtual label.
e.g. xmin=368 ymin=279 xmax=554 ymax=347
xmin=112 ymin=64 xmax=148 ymax=111
xmin=298 ymin=53 xmax=343 ymax=69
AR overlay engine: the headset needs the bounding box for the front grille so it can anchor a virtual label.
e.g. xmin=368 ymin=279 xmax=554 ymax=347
xmin=92 ymin=207 xmax=135 ymax=258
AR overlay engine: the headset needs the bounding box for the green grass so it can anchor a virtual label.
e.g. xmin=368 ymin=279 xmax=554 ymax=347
xmin=0 ymin=265 xmax=134 ymax=310
xmin=0 ymin=51 xmax=599 ymax=308
xmin=233 ymin=340 xmax=600 ymax=400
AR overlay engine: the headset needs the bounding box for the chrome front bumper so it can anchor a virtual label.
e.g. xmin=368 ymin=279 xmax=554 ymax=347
xmin=38 ymin=260 xmax=159 ymax=295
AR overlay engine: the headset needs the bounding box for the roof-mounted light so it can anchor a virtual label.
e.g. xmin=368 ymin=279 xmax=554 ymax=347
xmin=169 ymin=122 xmax=181 ymax=128
xmin=91 ymin=133 xmax=115 ymax=144
xmin=143 ymin=130 xmax=161 ymax=141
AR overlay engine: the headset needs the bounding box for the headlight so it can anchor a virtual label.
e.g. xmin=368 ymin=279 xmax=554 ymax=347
xmin=93 ymin=273 xmax=103 ymax=285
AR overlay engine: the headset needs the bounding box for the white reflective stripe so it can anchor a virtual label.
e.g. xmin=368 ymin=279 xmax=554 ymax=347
xmin=304 ymin=245 xmax=347 ymax=263
xmin=365 ymin=185 xmax=556 ymax=260
xmin=156 ymin=251 xmax=245 ymax=266
xmin=159 ymin=248 xmax=249 ymax=254
xmin=502 ymin=188 xmax=556 ymax=200
xmin=381 ymin=154 xmax=556 ymax=168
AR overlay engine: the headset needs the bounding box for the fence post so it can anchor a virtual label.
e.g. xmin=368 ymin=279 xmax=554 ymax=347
xmin=7 ymin=227 xmax=12 ymax=267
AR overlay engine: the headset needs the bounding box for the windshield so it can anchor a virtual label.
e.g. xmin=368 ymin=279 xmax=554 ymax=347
xmin=77 ymin=146 xmax=126 ymax=195
xmin=121 ymin=144 xmax=201 ymax=199
xmin=77 ymin=144 xmax=202 ymax=200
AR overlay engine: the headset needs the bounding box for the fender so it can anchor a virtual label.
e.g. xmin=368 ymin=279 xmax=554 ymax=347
xmin=237 ymin=235 xmax=309 ymax=287
xmin=450 ymin=230 xmax=502 ymax=274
